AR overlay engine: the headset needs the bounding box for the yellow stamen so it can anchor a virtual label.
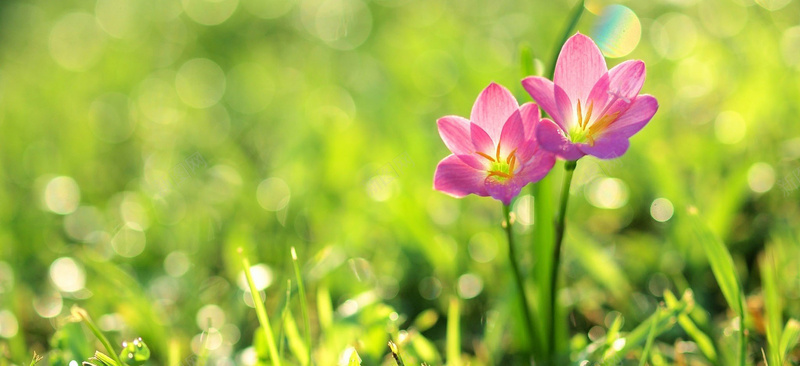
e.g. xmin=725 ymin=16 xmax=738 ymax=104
xmin=576 ymin=100 xmax=583 ymax=128
xmin=476 ymin=152 xmax=495 ymax=162
xmin=583 ymin=101 xmax=594 ymax=128
xmin=587 ymin=111 xmax=620 ymax=137
xmin=505 ymin=148 xmax=518 ymax=163
xmin=495 ymin=141 xmax=502 ymax=162
xmin=509 ymin=154 xmax=517 ymax=173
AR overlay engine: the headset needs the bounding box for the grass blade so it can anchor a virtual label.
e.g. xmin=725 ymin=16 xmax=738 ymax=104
xmin=291 ymin=247 xmax=313 ymax=365
xmin=779 ymin=319 xmax=800 ymax=363
xmin=599 ymin=290 xmax=691 ymax=362
xmin=687 ymin=207 xmax=746 ymax=366
xmin=638 ymin=306 xmax=661 ymax=366
xmin=664 ymin=290 xmax=718 ymax=363
xmin=447 ymin=296 xmax=461 ymax=366
xmin=278 ymin=279 xmax=292 ymax=362
xmin=283 ymin=308 xmax=309 ymax=366
xmin=239 ymin=248 xmax=282 ymax=366
xmin=70 ymin=306 xmax=125 ymax=366
xmin=761 ymin=249 xmax=783 ymax=366
xmin=388 ymin=341 xmax=406 ymax=366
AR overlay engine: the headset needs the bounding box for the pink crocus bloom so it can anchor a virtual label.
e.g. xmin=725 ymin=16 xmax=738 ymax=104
xmin=522 ymin=33 xmax=658 ymax=160
xmin=433 ymin=83 xmax=556 ymax=205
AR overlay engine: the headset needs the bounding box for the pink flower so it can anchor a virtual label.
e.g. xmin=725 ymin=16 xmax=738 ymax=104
xmin=433 ymin=83 xmax=556 ymax=205
xmin=522 ymin=33 xmax=658 ymax=161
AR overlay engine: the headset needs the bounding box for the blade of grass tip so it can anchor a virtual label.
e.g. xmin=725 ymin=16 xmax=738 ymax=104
xmin=603 ymin=313 xmax=624 ymax=352
xmin=278 ymin=279 xmax=292 ymax=363
xmin=195 ymin=324 xmax=211 ymax=366
xmin=447 ymin=296 xmax=461 ymax=366
xmin=760 ymin=250 xmax=783 ymax=366
xmin=639 ymin=306 xmax=662 ymax=366
xmin=239 ymin=248 xmax=282 ymax=366
xmin=600 ymin=313 xmax=624 ymax=362
xmin=664 ymin=290 xmax=718 ymax=363
xmin=687 ymin=207 xmax=746 ymax=366
xmin=168 ymin=338 xmax=180 ymax=366
xmin=71 ymin=306 xmax=126 ymax=366
xmin=388 ymin=341 xmax=406 ymax=366
xmin=291 ymin=247 xmax=312 ymax=365
xmin=779 ymin=319 xmax=800 ymax=363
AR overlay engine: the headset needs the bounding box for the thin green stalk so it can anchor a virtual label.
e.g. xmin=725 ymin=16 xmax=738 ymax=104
xmin=639 ymin=307 xmax=662 ymax=366
xmin=71 ymin=306 xmax=126 ymax=366
xmin=278 ymin=279 xmax=292 ymax=362
xmin=447 ymin=296 xmax=461 ymax=366
xmin=550 ymin=160 xmax=577 ymax=356
xmin=503 ymin=203 xmax=537 ymax=354
xmin=291 ymin=247 xmax=313 ymax=365
xmin=239 ymin=248 xmax=282 ymax=366
xmin=546 ymin=0 xmax=585 ymax=79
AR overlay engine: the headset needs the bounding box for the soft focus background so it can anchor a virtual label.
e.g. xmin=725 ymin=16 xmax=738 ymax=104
xmin=1 ymin=0 xmax=799 ymax=364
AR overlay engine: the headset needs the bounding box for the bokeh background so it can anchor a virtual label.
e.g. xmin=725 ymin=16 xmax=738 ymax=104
xmin=1 ymin=0 xmax=799 ymax=364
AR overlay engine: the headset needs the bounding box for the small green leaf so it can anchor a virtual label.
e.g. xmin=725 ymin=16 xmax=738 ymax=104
xmin=779 ymin=319 xmax=800 ymax=363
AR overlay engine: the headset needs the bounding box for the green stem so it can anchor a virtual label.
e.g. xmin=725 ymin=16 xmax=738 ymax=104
xmin=546 ymin=0 xmax=585 ymax=79
xmin=503 ymin=203 xmax=537 ymax=355
xmin=549 ymin=160 xmax=577 ymax=358
xmin=71 ymin=306 xmax=126 ymax=366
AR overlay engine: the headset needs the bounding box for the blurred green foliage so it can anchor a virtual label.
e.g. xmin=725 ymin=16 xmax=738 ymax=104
xmin=1 ymin=0 xmax=800 ymax=364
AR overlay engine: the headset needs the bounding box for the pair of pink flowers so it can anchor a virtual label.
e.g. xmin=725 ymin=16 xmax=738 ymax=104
xmin=434 ymin=33 xmax=658 ymax=205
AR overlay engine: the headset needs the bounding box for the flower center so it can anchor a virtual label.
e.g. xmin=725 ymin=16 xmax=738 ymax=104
xmin=569 ymin=99 xmax=621 ymax=145
xmin=476 ymin=143 xmax=517 ymax=183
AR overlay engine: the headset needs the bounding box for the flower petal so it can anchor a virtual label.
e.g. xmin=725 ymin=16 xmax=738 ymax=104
xmin=499 ymin=110 xmax=525 ymax=155
xmin=522 ymin=77 xmax=559 ymax=121
xmin=576 ymin=138 xmax=630 ymax=159
xmin=586 ymin=72 xmax=611 ymax=112
xmin=470 ymin=123 xmax=495 ymax=166
xmin=519 ymin=102 xmax=540 ymax=141
xmin=536 ymin=118 xmax=585 ymax=160
xmin=437 ymin=115 xmax=484 ymax=169
xmin=515 ymin=150 xmax=556 ymax=185
xmin=433 ymin=155 xmax=489 ymax=198
xmin=485 ymin=177 xmax=523 ymax=205
xmin=554 ymin=33 xmax=607 ymax=105
xmin=470 ymin=82 xmax=519 ymax=143
xmin=522 ymin=76 xmax=573 ymax=131
xmin=603 ymin=95 xmax=658 ymax=139
xmin=437 ymin=115 xmax=472 ymax=155
xmin=608 ymin=60 xmax=645 ymax=102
